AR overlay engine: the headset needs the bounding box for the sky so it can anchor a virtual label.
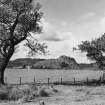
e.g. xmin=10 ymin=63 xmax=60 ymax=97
xmin=12 ymin=0 xmax=105 ymax=63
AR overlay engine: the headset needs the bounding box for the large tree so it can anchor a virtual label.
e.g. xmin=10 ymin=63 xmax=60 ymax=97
xmin=0 ymin=0 xmax=47 ymax=85
xmin=77 ymin=34 xmax=105 ymax=69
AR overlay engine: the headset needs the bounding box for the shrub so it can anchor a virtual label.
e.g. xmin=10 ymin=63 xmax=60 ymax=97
xmin=52 ymin=88 xmax=58 ymax=93
xmin=8 ymin=87 xmax=23 ymax=101
xmin=0 ymin=84 xmax=58 ymax=101
xmin=17 ymin=95 xmax=30 ymax=103
xmin=50 ymin=85 xmax=58 ymax=93
xmin=38 ymin=88 xmax=49 ymax=97
xmin=30 ymin=84 xmax=38 ymax=91
xmin=0 ymin=90 xmax=8 ymax=100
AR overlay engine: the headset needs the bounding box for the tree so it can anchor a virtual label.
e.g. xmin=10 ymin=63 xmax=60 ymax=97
xmin=60 ymin=62 xmax=69 ymax=68
xmin=77 ymin=33 xmax=105 ymax=69
xmin=0 ymin=0 xmax=47 ymax=85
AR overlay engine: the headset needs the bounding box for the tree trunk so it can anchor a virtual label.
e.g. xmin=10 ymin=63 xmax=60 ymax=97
xmin=0 ymin=58 xmax=10 ymax=85
xmin=0 ymin=47 xmax=14 ymax=85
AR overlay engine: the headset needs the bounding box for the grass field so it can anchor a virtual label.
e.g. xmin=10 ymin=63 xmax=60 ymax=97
xmin=0 ymin=69 xmax=105 ymax=105
xmin=1 ymin=85 xmax=105 ymax=105
xmin=35 ymin=85 xmax=105 ymax=105
xmin=5 ymin=69 xmax=104 ymax=84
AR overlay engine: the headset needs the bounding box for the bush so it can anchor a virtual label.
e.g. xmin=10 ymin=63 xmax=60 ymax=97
xmin=0 ymin=85 xmax=13 ymax=100
xmin=30 ymin=84 xmax=38 ymax=91
xmin=38 ymin=86 xmax=58 ymax=97
xmin=8 ymin=87 xmax=23 ymax=101
xmin=50 ymin=85 xmax=58 ymax=93
xmin=17 ymin=95 xmax=30 ymax=103
xmin=0 ymin=90 xmax=8 ymax=100
xmin=0 ymin=85 xmax=58 ymax=101
xmin=52 ymin=88 xmax=58 ymax=93
xmin=38 ymin=88 xmax=49 ymax=97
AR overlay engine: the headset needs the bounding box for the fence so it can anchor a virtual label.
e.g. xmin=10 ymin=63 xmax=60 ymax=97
xmin=4 ymin=73 xmax=105 ymax=86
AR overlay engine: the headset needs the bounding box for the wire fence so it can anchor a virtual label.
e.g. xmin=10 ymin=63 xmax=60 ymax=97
xmin=4 ymin=73 xmax=105 ymax=86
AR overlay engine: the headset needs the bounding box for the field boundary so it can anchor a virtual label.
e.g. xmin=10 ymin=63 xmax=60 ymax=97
xmin=4 ymin=74 xmax=105 ymax=86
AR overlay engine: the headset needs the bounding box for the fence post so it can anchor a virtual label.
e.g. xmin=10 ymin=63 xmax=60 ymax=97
xmin=74 ymin=78 xmax=76 ymax=84
xmin=98 ymin=76 xmax=102 ymax=85
xmin=48 ymin=78 xmax=50 ymax=85
xmin=34 ymin=76 xmax=35 ymax=84
xmin=61 ymin=77 xmax=62 ymax=84
xmin=86 ymin=77 xmax=88 ymax=84
xmin=20 ymin=77 xmax=22 ymax=85
xmin=102 ymin=73 xmax=105 ymax=83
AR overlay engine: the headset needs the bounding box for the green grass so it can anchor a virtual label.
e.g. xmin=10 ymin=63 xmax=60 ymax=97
xmin=5 ymin=69 xmax=104 ymax=84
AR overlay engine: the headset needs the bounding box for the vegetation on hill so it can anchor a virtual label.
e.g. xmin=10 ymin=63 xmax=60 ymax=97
xmin=7 ymin=55 xmax=99 ymax=70
xmin=7 ymin=58 xmax=45 ymax=68
xmin=79 ymin=63 xmax=98 ymax=70
xmin=6 ymin=55 xmax=80 ymax=69
xmin=33 ymin=55 xmax=80 ymax=69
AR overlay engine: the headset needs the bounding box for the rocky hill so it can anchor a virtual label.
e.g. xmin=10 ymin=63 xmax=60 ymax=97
xmin=7 ymin=55 xmax=80 ymax=69
xmin=32 ymin=55 xmax=80 ymax=69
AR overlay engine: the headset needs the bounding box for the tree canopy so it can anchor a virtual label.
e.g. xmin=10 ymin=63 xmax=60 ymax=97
xmin=0 ymin=0 xmax=47 ymax=84
xmin=0 ymin=0 xmax=47 ymax=58
xmin=78 ymin=34 xmax=105 ymax=69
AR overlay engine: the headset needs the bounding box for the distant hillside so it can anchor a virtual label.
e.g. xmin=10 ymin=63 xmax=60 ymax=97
xmin=79 ymin=63 xmax=98 ymax=70
xmin=7 ymin=55 xmax=80 ymax=69
xmin=7 ymin=55 xmax=99 ymax=70
xmin=32 ymin=55 xmax=80 ymax=69
xmin=7 ymin=58 xmax=45 ymax=68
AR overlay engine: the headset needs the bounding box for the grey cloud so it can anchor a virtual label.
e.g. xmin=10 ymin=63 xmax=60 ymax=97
xmin=40 ymin=32 xmax=64 ymax=42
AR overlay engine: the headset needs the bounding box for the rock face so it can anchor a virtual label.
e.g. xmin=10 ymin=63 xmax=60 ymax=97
xmin=58 ymin=55 xmax=80 ymax=69
xmin=33 ymin=55 xmax=80 ymax=69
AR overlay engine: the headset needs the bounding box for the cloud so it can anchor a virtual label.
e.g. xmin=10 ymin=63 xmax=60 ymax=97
xmin=36 ymin=18 xmax=85 ymax=62
xmin=42 ymin=31 xmax=62 ymax=41
xmin=81 ymin=12 xmax=96 ymax=20
xmin=12 ymin=18 xmax=92 ymax=63
xmin=35 ymin=39 xmax=90 ymax=63
xmin=100 ymin=16 xmax=105 ymax=33
xmin=61 ymin=21 xmax=68 ymax=27
xmin=39 ymin=18 xmax=73 ymax=41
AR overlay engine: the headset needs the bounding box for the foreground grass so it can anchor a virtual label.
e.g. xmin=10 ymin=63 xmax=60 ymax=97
xmin=1 ymin=85 xmax=105 ymax=105
xmin=0 ymin=84 xmax=58 ymax=104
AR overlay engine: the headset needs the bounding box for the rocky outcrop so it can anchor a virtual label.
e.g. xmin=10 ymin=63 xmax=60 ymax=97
xmin=33 ymin=55 xmax=80 ymax=69
xmin=58 ymin=55 xmax=80 ymax=69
